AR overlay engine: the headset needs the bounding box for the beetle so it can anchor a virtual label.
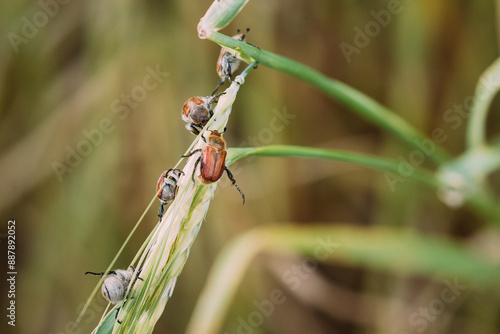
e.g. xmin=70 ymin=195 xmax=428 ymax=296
xmin=85 ymin=266 xmax=143 ymax=322
xmin=156 ymin=168 xmax=184 ymax=220
xmin=211 ymin=28 xmax=250 ymax=95
xmin=182 ymin=92 xmax=224 ymax=135
xmin=181 ymin=130 xmax=245 ymax=203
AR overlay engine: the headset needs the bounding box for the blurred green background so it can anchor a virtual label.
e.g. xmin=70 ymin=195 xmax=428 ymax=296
xmin=1 ymin=1 xmax=500 ymax=333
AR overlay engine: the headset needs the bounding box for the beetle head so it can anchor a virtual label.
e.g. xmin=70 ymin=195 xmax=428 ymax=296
xmin=207 ymin=130 xmax=226 ymax=150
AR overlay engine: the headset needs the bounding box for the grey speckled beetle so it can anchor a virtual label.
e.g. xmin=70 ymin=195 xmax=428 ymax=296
xmin=85 ymin=266 xmax=142 ymax=304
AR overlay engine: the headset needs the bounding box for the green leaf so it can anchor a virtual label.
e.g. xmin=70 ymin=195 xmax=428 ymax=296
xmin=228 ymin=145 xmax=500 ymax=224
xmin=187 ymin=224 xmax=500 ymax=334
xmin=95 ymin=310 xmax=116 ymax=334
xmin=227 ymin=145 xmax=439 ymax=188
xmin=208 ymin=32 xmax=451 ymax=165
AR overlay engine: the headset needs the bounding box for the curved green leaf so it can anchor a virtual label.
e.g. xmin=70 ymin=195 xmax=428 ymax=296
xmin=228 ymin=145 xmax=500 ymax=223
xmin=209 ymin=32 xmax=451 ymax=165
xmin=227 ymin=145 xmax=439 ymax=188
xmin=187 ymin=224 xmax=500 ymax=334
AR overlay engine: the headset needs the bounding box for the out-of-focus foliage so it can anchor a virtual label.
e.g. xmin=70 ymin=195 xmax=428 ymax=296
xmin=1 ymin=1 xmax=500 ymax=334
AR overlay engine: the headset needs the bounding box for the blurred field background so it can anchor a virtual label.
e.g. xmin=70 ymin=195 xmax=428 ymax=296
xmin=1 ymin=1 xmax=500 ymax=333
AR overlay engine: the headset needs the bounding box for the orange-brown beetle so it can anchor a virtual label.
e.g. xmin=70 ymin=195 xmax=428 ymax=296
xmin=156 ymin=168 xmax=184 ymax=220
xmin=212 ymin=29 xmax=250 ymax=95
xmin=182 ymin=130 xmax=245 ymax=203
xmin=182 ymin=93 xmax=224 ymax=135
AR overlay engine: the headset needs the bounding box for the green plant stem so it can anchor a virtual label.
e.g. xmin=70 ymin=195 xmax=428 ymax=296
xmin=228 ymin=145 xmax=500 ymax=224
xmin=228 ymin=145 xmax=438 ymax=187
xmin=466 ymin=57 xmax=500 ymax=150
xmin=209 ymin=32 xmax=451 ymax=165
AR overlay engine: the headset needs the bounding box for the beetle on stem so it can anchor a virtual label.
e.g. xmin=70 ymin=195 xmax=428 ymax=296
xmin=211 ymin=28 xmax=250 ymax=96
xmin=156 ymin=168 xmax=184 ymax=220
xmin=85 ymin=266 xmax=143 ymax=322
xmin=181 ymin=130 xmax=245 ymax=203
xmin=182 ymin=92 xmax=225 ymax=135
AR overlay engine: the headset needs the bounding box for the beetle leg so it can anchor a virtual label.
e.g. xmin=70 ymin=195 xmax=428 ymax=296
xmin=115 ymin=306 xmax=121 ymax=323
xmin=211 ymin=91 xmax=226 ymax=102
xmin=211 ymin=78 xmax=226 ymax=96
xmin=190 ymin=123 xmax=201 ymax=135
xmin=130 ymin=267 xmax=144 ymax=281
xmin=193 ymin=122 xmax=206 ymax=131
xmin=192 ymin=156 xmax=201 ymax=185
xmin=181 ymin=149 xmax=202 ymax=158
xmin=174 ymin=168 xmax=185 ymax=176
xmin=245 ymin=41 xmax=259 ymax=49
xmin=225 ymin=167 xmax=245 ymax=204
xmin=158 ymin=203 xmax=165 ymax=220
xmin=191 ymin=123 xmax=202 ymax=135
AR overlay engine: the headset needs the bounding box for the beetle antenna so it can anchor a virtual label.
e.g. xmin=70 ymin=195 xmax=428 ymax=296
xmin=240 ymin=28 xmax=250 ymax=40
xmin=85 ymin=270 xmax=117 ymax=276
